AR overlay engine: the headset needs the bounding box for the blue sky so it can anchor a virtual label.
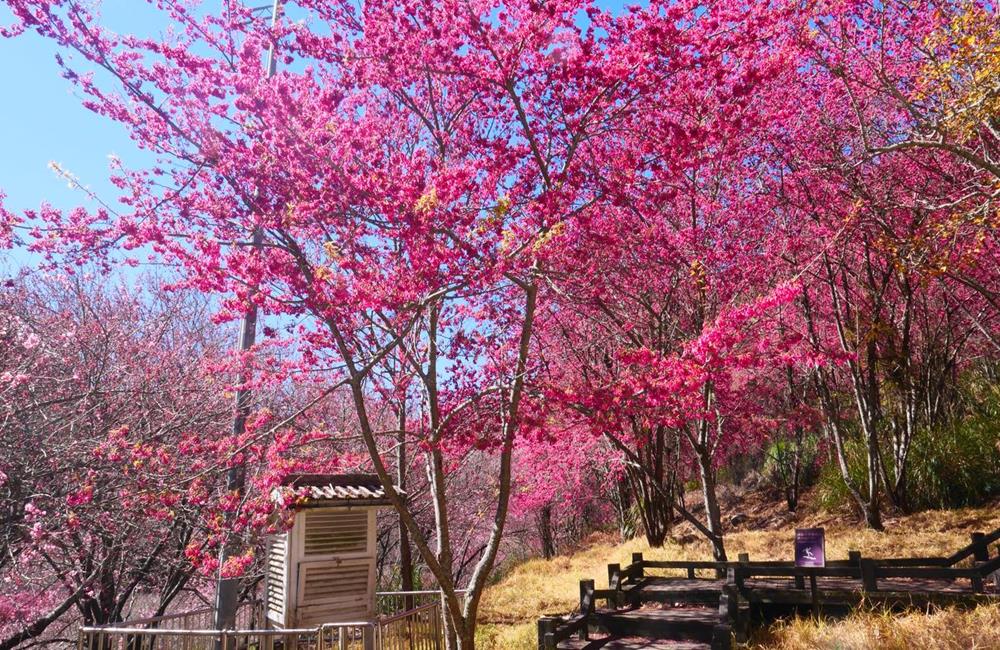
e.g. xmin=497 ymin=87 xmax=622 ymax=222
xmin=0 ymin=2 xmax=166 ymax=271
xmin=0 ymin=3 xmax=167 ymax=210
xmin=0 ymin=0 xmax=627 ymax=273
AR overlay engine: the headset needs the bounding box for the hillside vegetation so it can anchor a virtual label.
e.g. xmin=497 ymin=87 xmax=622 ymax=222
xmin=477 ymin=502 xmax=1000 ymax=650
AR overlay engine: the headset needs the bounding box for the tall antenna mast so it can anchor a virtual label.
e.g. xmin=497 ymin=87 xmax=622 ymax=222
xmin=213 ymin=0 xmax=283 ymax=632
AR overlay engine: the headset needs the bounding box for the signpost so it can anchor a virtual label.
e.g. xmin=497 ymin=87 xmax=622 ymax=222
xmin=795 ymin=528 xmax=826 ymax=567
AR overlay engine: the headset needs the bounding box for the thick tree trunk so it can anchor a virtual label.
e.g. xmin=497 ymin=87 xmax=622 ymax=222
xmin=457 ymin=628 xmax=477 ymax=650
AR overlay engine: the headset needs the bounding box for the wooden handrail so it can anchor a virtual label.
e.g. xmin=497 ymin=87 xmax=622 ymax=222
xmin=538 ymin=578 xmax=622 ymax=648
xmin=875 ymin=565 xmax=983 ymax=579
xmin=622 ymin=528 xmax=1000 ymax=574
xmin=736 ymin=565 xmax=862 ymax=579
xmin=537 ymin=612 xmax=589 ymax=649
xmin=640 ymin=560 xmax=730 ymax=569
xmin=944 ymin=528 xmax=1000 ymax=566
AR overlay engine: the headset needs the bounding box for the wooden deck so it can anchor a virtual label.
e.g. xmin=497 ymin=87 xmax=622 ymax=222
xmin=539 ymin=528 xmax=1000 ymax=650
xmin=636 ymin=579 xmax=724 ymax=600
xmin=557 ymin=638 xmax=710 ymax=649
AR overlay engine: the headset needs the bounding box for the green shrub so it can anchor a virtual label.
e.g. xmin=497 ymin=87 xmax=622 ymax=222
xmin=905 ymin=410 xmax=1000 ymax=510
xmin=761 ymin=435 xmax=822 ymax=493
xmin=814 ymin=391 xmax=1000 ymax=513
xmin=815 ymin=437 xmax=867 ymax=512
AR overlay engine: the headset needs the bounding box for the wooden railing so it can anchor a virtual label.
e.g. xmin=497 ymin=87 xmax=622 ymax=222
xmin=537 ymin=575 xmax=734 ymax=650
xmin=615 ymin=528 xmax=1000 ymax=594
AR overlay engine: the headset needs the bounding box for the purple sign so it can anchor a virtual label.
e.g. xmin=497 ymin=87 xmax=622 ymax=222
xmin=795 ymin=528 xmax=826 ymax=567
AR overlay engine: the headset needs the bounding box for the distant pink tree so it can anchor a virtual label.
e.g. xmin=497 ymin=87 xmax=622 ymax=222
xmin=0 ymin=275 xmax=230 ymax=648
xmin=510 ymin=419 xmax=607 ymax=559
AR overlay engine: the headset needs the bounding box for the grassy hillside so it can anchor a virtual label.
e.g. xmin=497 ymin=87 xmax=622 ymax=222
xmin=477 ymin=502 xmax=1000 ymax=649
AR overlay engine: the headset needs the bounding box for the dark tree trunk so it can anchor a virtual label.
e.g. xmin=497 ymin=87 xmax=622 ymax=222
xmin=538 ymin=505 xmax=556 ymax=560
xmin=628 ymin=424 xmax=676 ymax=547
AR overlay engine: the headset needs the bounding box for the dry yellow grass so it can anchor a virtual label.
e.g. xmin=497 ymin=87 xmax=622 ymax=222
xmin=476 ymin=503 xmax=1000 ymax=650
xmin=752 ymin=605 xmax=1000 ymax=650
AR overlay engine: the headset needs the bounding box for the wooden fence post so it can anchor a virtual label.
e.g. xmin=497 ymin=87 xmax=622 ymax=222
xmin=860 ymin=558 xmax=877 ymax=591
xmin=735 ymin=552 xmax=749 ymax=588
xmin=966 ymin=534 xmax=989 ymax=593
xmin=537 ymin=617 xmax=556 ymax=650
xmin=721 ymin=582 xmax=745 ymax=643
xmin=578 ymin=580 xmax=595 ymax=640
xmin=710 ymin=624 xmax=732 ymax=650
xmin=845 ymin=550 xmax=862 ymax=592
xmin=608 ymin=563 xmax=622 ymax=608
xmin=972 ymin=533 xmax=989 ymax=561
xmin=728 ymin=564 xmax=744 ymax=591
xmin=718 ymin=583 xmax=738 ymax=624
xmin=631 ymin=552 xmax=645 ymax=580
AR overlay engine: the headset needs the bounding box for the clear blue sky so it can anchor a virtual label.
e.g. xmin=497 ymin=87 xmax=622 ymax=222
xmin=0 ymin=2 xmax=167 ymax=271
xmin=0 ymin=2 xmax=167 ymax=211
xmin=0 ymin=0 xmax=626 ymax=273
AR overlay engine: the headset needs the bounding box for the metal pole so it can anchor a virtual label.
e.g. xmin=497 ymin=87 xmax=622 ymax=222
xmin=213 ymin=0 xmax=283 ymax=633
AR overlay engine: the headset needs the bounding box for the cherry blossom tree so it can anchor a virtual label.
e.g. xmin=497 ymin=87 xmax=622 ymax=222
xmin=2 ymin=0 xmax=813 ymax=643
xmin=3 ymin=3 xmax=998 ymax=646
xmin=0 ymin=274 xmax=231 ymax=649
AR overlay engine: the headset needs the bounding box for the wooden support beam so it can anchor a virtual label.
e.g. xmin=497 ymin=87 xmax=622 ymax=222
xmin=972 ymin=533 xmax=989 ymax=562
xmin=970 ymin=536 xmax=987 ymax=594
xmin=711 ymin=624 xmax=732 ymax=650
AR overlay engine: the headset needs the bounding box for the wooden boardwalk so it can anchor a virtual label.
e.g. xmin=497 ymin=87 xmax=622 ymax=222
xmin=557 ymin=638 xmax=710 ymax=650
xmin=538 ymin=529 xmax=1000 ymax=650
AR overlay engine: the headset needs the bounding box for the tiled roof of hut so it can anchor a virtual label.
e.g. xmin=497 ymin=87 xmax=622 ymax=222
xmin=274 ymin=473 xmax=398 ymax=507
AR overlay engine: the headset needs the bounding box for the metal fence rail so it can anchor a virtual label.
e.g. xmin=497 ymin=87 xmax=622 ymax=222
xmin=78 ymin=597 xmax=448 ymax=650
xmin=77 ymin=622 xmax=378 ymax=650
xmin=375 ymin=590 xmax=466 ymax=615
xmin=376 ymin=603 xmax=441 ymax=650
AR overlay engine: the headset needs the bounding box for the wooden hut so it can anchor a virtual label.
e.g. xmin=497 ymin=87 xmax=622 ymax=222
xmin=265 ymin=474 xmax=396 ymax=629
